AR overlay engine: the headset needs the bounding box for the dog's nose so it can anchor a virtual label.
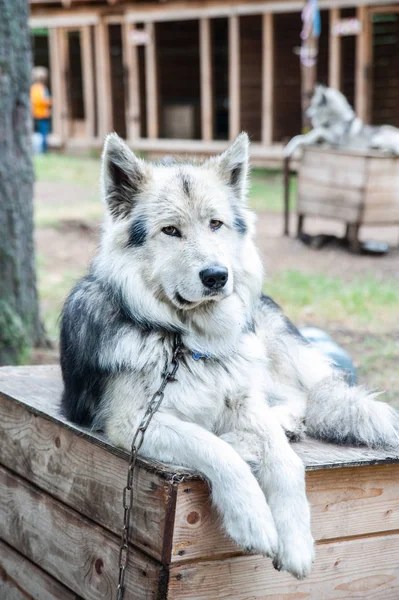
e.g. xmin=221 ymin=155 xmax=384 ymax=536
xmin=199 ymin=266 xmax=229 ymax=290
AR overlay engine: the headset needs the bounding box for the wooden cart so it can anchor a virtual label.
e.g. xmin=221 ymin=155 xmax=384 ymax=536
xmin=284 ymin=146 xmax=399 ymax=251
xmin=1 ymin=365 xmax=399 ymax=600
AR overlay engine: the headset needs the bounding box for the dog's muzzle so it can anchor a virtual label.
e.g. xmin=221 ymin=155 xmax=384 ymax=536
xmin=199 ymin=265 xmax=228 ymax=290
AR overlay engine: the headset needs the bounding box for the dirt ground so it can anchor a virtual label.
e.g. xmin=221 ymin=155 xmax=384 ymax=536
xmin=34 ymin=180 xmax=399 ymax=407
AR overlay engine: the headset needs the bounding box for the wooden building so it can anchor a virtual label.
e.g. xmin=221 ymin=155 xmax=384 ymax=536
xmin=30 ymin=0 xmax=399 ymax=162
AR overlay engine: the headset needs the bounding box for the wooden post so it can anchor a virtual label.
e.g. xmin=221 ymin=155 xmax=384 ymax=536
xmin=261 ymin=13 xmax=274 ymax=146
xmin=200 ymin=18 xmax=213 ymax=142
xmin=94 ymin=19 xmax=112 ymax=139
xmin=229 ymin=15 xmax=240 ymax=140
xmin=283 ymin=156 xmax=291 ymax=236
xmin=329 ymin=8 xmax=341 ymax=90
xmin=355 ymin=5 xmax=372 ymax=123
xmin=57 ymin=27 xmax=69 ymax=140
xmin=122 ymin=21 xmax=141 ymax=141
xmin=301 ymin=33 xmax=318 ymax=130
xmin=145 ymin=22 xmax=159 ymax=139
xmin=80 ymin=26 xmax=95 ymax=138
xmin=48 ymin=28 xmax=63 ymax=141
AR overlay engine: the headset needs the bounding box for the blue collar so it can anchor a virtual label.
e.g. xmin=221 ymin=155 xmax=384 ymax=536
xmin=192 ymin=351 xmax=213 ymax=361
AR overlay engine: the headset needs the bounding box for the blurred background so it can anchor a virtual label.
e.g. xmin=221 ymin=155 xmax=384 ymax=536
xmin=2 ymin=0 xmax=399 ymax=405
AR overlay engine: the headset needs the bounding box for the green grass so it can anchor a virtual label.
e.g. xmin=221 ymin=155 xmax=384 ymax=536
xmin=264 ymin=270 xmax=399 ymax=331
xmin=34 ymin=153 xmax=101 ymax=187
xmin=34 ymin=202 xmax=104 ymax=229
xmin=249 ymin=168 xmax=297 ymax=213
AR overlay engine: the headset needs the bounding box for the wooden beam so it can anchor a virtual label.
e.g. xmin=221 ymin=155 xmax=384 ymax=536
xmin=0 ymin=466 xmax=163 ymax=600
xmin=58 ymin=27 xmax=69 ymax=140
xmin=30 ymin=14 xmax=99 ymax=28
xmin=200 ymin=18 xmax=213 ymax=142
xmin=124 ymin=0 xmax=399 ymax=23
xmin=94 ymin=19 xmax=113 ymax=139
xmin=122 ymin=22 xmax=141 ymax=141
xmin=48 ymin=28 xmax=63 ymax=141
xmin=80 ymin=26 xmax=95 ymax=138
xmin=0 ymin=540 xmax=78 ymax=600
xmin=229 ymin=15 xmax=240 ymax=140
xmin=261 ymin=13 xmax=274 ymax=145
xmin=145 ymin=22 xmax=159 ymax=139
xmin=329 ymin=8 xmax=341 ymax=89
xmin=355 ymin=5 xmax=372 ymax=122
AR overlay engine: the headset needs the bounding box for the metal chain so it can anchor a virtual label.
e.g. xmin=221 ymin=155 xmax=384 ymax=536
xmin=116 ymin=335 xmax=183 ymax=600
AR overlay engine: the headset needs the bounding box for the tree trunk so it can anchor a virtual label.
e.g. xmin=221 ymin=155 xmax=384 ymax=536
xmin=0 ymin=0 xmax=44 ymax=365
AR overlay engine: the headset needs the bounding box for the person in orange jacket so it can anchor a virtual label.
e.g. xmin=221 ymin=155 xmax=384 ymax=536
xmin=31 ymin=66 xmax=52 ymax=153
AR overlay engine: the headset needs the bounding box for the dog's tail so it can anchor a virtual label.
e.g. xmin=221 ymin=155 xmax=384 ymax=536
xmin=305 ymin=376 xmax=399 ymax=449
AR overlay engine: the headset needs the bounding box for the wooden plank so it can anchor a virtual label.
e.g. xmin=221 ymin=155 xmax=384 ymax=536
xmin=200 ymin=18 xmax=213 ymax=142
xmin=145 ymin=22 xmax=159 ymax=139
xmin=0 ymin=365 xmax=398 ymax=472
xmin=0 ymin=539 xmax=79 ymax=600
xmin=329 ymin=8 xmax=341 ymax=89
xmin=308 ymin=464 xmax=399 ymax=541
xmin=299 ymin=161 xmax=366 ymax=190
xmin=168 ymin=533 xmax=399 ymax=600
xmin=355 ymin=5 xmax=372 ymax=122
xmin=48 ymin=28 xmax=63 ymax=141
xmin=170 ymin=464 xmax=399 ymax=563
xmin=301 ymin=147 xmax=367 ymax=182
xmin=229 ymin=15 xmax=240 ymax=140
xmin=362 ymin=206 xmax=399 ymax=224
xmin=122 ymin=21 xmax=141 ymax=141
xmin=94 ymin=19 xmax=112 ymax=139
xmin=297 ymin=196 xmax=361 ymax=222
xmin=298 ymin=178 xmax=364 ymax=206
xmin=261 ymin=13 xmax=274 ymax=145
xmin=0 ymin=466 xmax=163 ymax=600
xmin=80 ymin=26 xmax=95 ymax=138
xmin=0 ymin=386 xmax=177 ymax=563
xmin=122 ymin=0 xmax=399 ymax=22
xmin=30 ymin=14 xmax=99 ymax=29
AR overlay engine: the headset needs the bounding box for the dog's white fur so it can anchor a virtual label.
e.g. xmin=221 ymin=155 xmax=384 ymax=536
xmin=61 ymin=132 xmax=399 ymax=580
xmin=284 ymin=84 xmax=399 ymax=157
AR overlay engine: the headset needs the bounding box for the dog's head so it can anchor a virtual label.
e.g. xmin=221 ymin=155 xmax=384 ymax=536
xmin=306 ymin=85 xmax=355 ymax=127
xmin=98 ymin=133 xmax=261 ymax=323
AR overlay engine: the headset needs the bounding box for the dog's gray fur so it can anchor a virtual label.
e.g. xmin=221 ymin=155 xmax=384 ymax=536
xmin=61 ymin=133 xmax=399 ymax=579
xmin=284 ymin=84 xmax=399 ymax=156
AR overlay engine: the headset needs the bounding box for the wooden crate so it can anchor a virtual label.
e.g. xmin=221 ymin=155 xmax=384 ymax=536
xmin=297 ymin=146 xmax=399 ymax=250
xmin=1 ymin=365 xmax=399 ymax=600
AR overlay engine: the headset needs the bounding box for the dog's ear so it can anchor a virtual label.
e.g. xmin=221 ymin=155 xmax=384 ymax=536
xmin=101 ymin=133 xmax=147 ymax=219
xmin=216 ymin=132 xmax=249 ymax=203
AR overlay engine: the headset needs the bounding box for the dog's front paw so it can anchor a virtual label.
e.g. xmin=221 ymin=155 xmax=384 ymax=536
xmin=273 ymin=531 xmax=315 ymax=579
xmin=223 ymin=498 xmax=278 ymax=558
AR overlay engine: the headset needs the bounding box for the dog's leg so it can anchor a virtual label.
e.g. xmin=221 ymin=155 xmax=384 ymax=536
xmin=108 ymin=411 xmax=278 ymax=558
xmin=283 ymin=127 xmax=335 ymax=157
xmin=271 ymin=321 xmax=399 ymax=448
xmin=221 ymin=407 xmax=314 ymax=580
xmin=258 ymin=298 xmax=399 ymax=449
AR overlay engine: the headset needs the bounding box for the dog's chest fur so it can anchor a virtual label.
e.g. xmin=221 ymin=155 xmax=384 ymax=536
xmin=104 ymin=328 xmax=267 ymax=441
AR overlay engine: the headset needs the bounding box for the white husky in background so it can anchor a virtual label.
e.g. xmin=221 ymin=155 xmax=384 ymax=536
xmin=61 ymin=132 xmax=399 ymax=580
xmin=284 ymin=84 xmax=399 ymax=156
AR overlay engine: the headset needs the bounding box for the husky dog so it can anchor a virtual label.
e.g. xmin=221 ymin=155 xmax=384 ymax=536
xmin=284 ymin=84 xmax=399 ymax=156
xmin=61 ymin=133 xmax=399 ymax=579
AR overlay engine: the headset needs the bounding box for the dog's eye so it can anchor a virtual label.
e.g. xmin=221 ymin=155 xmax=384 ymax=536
xmin=162 ymin=226 xmax=181 ymax=237
xmin=210 ymin=220 xmax=223 ymax=231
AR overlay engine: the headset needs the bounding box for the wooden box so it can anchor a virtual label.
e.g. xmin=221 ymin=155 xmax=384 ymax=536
xmin=1 ymin=365 xmax=399 ymax=600
xmin=297 ymin=146 xmax=399 ymax=249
